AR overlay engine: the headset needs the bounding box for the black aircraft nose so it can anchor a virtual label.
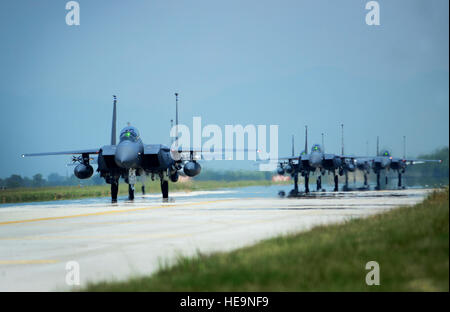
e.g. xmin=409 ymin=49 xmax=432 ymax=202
xmin=310 ymin=153 xmax=322 ymax=168
xmin=115 ymin=142 xmax=140 ymax=168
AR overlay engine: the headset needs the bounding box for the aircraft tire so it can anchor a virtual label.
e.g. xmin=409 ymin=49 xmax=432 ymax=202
xmin=161 ymin=180 xmax=169 ymax=199
xmin=128 ymin=184 xmax=135 ymax=200
xmin=111 ymin=181 xmax=118 ymax=203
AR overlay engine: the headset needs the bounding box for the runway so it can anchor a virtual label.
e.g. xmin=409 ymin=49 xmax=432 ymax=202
xmin=0 ymin=185 xmax=434 ymax=291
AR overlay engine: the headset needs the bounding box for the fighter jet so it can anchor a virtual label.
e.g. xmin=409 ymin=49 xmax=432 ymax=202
xmin=22 ymin=95 xmax=219 ymax=202
xmin=356 ymin=136 xmax=442 ymax=190
xmin=276 ymin=125 xmax=359 ymax=195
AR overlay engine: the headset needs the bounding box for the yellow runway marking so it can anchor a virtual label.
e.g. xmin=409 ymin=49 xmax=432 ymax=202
xmin=0 ymin=231 xmax=196 ymax=241
xmin=0 ymin=199 xmax=236 ymax=226
xmin=0 ymin=260 xmax=59 ymax=265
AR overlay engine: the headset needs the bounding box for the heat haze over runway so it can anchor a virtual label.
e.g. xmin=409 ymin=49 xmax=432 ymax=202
xmin=0 ymin=185 xmax=434 ymax=291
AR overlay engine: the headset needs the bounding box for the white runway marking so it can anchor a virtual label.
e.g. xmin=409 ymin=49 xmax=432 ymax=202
xmin=0 ymin=187 xmax=434 ymax=291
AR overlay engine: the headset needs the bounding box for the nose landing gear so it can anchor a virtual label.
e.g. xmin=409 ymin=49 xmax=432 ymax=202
xmin=127 ymin=168 xmax=136 ymax=200
xmin=316 ymin=175 xmax=322 ymax=191
xmin=140 ymin=171 xmax=147 ymax=195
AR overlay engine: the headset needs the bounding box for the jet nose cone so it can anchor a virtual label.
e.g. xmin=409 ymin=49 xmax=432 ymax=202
xmin=115 ymin=142 xmax=139 ymax=168
xmin=310 ymin=154 xmax=322 ymax=167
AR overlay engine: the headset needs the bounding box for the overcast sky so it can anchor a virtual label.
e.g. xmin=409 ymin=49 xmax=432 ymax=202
xmin=0 ymin=0 xmax=448 ymax=178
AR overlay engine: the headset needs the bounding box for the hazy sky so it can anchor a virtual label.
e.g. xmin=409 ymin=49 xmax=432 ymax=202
xmin=0 ymin=0 xmax=448 ymax=178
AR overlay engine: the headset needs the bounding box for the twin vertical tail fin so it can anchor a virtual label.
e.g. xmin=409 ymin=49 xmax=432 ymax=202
xmin=291 ymin=135 xmax=295 ymax=157
xmin=403 ymin=136 xmax=406 ymax=159
xmin=322 ymin=133 xmax=325 ymax=153
xmin=304 ymin=126 xmax=308 ymax=154
xmin=111 ymin=95 xmax=117 ymax=145
xmin=376 ymin=136 xmax=379 ymax=156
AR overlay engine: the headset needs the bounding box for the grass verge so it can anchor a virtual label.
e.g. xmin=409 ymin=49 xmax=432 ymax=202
xmin=84 ymin=188 xmax=449 ymax=291
xmin=0 ymin=180 xmax=288 ymax=204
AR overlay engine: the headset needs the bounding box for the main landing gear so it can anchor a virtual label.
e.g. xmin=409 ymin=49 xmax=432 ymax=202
xmin=128 ymin=184 xmax=135 ymax=200
xmin=111 ymin=179 xmax=119 ymax=203
xmin=288 ymin=172 xmax=299 ymax=197
xmin=294 ymin=172 xmax=299 ymax=193
xmin=397 ymin=170 xmax=405 ymax=189
xmin=304 ymin=173 xmax=310 ymax=193
xmin=161 ymin=180 xmax=168 ymax=199
xmin=107 ymin=169 xmax=172 ymax=203
xmin=334 ymin=173 xmax=339 ymax=192
xmin=343 ymin=171 xmax=350 ymax=191
xmin=334 ymin=168 xmax=345 ymax=192
xmin=375 ymin=172 xmax=381 ymax=190
xmin=160 ymin=171 xmax=169 ymax=200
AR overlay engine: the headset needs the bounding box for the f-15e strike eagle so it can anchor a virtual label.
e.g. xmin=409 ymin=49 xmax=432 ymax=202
xmin=276 ymin=128 xmax=442 ymax=194
xmin=354 ymin=136 xmax=442 ymax=190
xmin=276 ymin=125 xmax=359 ymax=195
xmin=22 ymin=96 xmax=209 ymax=202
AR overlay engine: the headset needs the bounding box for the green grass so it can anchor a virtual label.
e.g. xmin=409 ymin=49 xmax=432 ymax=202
xmin=84 ymin=188 xmax=449 ymax=292
xmin=0 ymin=180 xmax=287 ymax=204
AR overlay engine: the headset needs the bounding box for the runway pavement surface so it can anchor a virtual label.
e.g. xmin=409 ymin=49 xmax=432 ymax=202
xmin=0 ymin=185 xmax=434 ymax=291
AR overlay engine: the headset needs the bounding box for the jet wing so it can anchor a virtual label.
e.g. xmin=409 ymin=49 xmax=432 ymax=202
xmin=403 ymin=159 xmax=442 ymax=165
xmin=339 ymin=155 xmax=371 ymax=159
xmin=275 ymin=157 xmax=299 ymax=162
xmin=253 ymin=156 xmax=300 ymax=166
xmin=22 ymin=148 xmax=100 ymax=157
xmin=353 ymin=157 xmax=375 ymax=163
xmin=170 ymin=147 xmax=261 ymax=161
xmin=66 ymin=156 xmax=98 ymax=166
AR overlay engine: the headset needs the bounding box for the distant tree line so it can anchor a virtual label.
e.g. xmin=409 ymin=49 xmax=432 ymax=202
xmin=0 ymin=173 xmax=104 ymax=189
xmin=193 ymin=169 xmax=273 ymax=181
xmin=0 ymin=169 xmax=274 ymax=189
